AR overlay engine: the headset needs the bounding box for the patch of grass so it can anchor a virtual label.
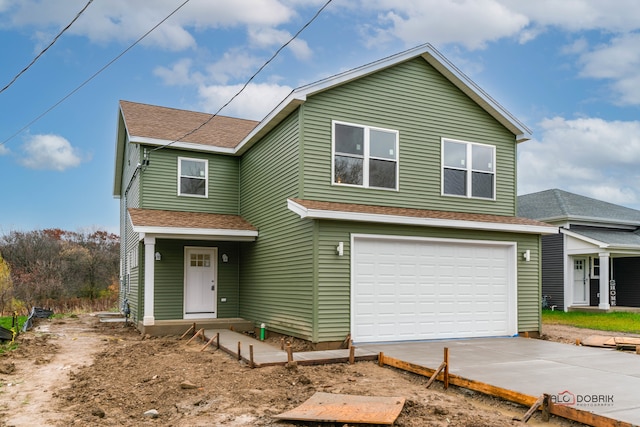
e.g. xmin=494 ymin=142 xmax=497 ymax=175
xmin=542 ymin=310 xmax=640 ymax=333
xmin=0 ymin=315 xmax=26 ymax=331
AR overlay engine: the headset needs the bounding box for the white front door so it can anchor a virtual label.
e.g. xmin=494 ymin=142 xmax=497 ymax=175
xmin=184 ymin=247 xmax=217 ymax=319
xmin=572 ymin=257 xmax=588 ymax=305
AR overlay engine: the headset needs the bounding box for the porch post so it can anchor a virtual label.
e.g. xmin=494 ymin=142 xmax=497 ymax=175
xmin=143 ymin=236 xmax=156 ymax=325
xmin=598 ymin=252 xmax=610 ymax=310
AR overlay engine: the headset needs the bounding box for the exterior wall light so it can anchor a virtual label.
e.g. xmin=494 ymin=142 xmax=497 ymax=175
xmin=336 ymin=242 xmax=344 ymax=256
xmin=155 ymin=252 xmax=162 ymax=261
xmin=523 ymin=250 xmax=531 ymax=262
xmin=222 ymin=254 xmax=229 ymax=263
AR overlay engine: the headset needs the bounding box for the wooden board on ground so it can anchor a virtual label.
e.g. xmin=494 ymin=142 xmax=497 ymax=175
xmin=581 ymin=336 xmax=616 ymax=348
xmin=273 ymin=392 xmax=405 ymax=425
xmin=614 ymin=337 xmax=640 ymax=349
xmin=581 ymin=335 xmax=640 ymax=349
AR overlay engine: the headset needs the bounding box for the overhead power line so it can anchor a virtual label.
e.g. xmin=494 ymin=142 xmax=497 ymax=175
xmin=1 ymin=0 xmax=192 ymax=146
xmin=0 ymin=0 xmax=95 ymax=95
xmin=150 ymin=0 xmax=334 ymax=153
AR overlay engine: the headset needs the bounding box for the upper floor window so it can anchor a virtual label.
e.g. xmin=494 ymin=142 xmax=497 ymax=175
xmin=442 ymin=138 xmax=495 ymax=199
xmin=178 ymin=157 xmax=208 ymax=197
xmin=332 ymin=121 xmax=398 ymax=190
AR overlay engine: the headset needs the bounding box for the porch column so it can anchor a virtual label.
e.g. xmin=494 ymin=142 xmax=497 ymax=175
xmin=598 ymin=252 xmax=610 ymax=310
xmin=143 ymin=236 xmax=156 ymax=325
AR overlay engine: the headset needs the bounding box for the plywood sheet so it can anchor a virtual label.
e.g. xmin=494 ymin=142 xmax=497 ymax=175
xmin=582 ymin=335 xmax=640 ymax=349
xmin=274 ymin=392 xmax=405 ymax=425
xmin=581 ymin=335 xmax=616 ymax=347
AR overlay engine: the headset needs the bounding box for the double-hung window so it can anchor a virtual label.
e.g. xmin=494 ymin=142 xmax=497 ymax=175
xmin=442 ymin=138 xmax=495 ymax=199
xmin=178 ymin=157 xmax=208 ymax=197
xmin=333 ymin=121 xmax=398 ymax=190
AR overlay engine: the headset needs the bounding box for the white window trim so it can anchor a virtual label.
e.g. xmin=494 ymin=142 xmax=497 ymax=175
xmin=441 ymin=137 xmax=496 ymax=200
xmin=178 ymin=157 xmax=209 ymax=198
xmin=332 ymin=120 xmax=399 ymax=191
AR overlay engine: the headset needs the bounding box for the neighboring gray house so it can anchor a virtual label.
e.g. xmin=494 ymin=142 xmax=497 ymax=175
xmin=518 ymin=189 xmax=640 ymax=311
xmin=113 ymin=43 xmax=555 ymax=346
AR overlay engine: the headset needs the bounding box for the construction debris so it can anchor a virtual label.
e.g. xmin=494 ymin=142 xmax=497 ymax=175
xmin=581 ymin=335 xmax=640 ymax=351
xmin=274 ymin=392 xmax=405 ymax=425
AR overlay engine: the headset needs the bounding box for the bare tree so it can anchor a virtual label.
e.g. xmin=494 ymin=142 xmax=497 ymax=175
xmin=0 ymin=228 xmax=120 ymax=308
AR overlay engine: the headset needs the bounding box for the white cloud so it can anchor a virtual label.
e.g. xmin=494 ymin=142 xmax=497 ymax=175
xmin=359 ymin=0 xmax=529 ymax=50
xmin=205 ymin=50 xmax=265 ymax=85
xmin=19 ymin=134 xmax=83 ymax=171
xmin=198 ymin=82 xmax=293 ymax=121
xmin=248 ymin=27 xmax=312 ymax=60
xmin=5 ymin=0 xmax=295 ymax=50
xmin=154 ymin=58 xmax=202 ymax=86
xmin=518 ymin=117 xmax=640 ymax=209
xmin=0 ymin=144 xmax=9 ymax=156
xmin=502 ymin=0 xmax=640 ymax=33
xmin=574 ymin=33 xmax=640 ymax=105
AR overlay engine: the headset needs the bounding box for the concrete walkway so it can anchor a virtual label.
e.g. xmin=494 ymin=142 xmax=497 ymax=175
xmin=359 ymin=337 xmax=640 ymax=425
xmin=202 ymin=329 xmax=377 ymax=367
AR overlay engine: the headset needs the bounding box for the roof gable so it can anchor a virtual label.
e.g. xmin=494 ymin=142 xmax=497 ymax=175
xmin=120 ymin=100 xmax=258 ymax=149
xmin=236 ymin=43 xmax=531 ymax=154
xmin=518 ymin=189 xmax=640 ymax=226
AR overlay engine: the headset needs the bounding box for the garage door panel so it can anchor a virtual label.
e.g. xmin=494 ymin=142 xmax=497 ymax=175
xmin=352 ymin=237 xmax=516 ymax=343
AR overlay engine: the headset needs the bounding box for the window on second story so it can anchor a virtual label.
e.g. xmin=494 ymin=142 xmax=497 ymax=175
xmin=442 ymin=139 xmax=495 ymax=199
xmin=178 ymin=157 xmax=208 ymax=197
xmin=333 ymin=121 xmax=398 ymax=190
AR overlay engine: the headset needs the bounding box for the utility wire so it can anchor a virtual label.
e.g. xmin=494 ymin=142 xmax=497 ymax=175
xmin=1 ymin=0 xmax=191 ymax=146
xmin=0 ymin=0 xmax=94 ymax=95
xmin=150 ymin=0 xmax=333 ymax=153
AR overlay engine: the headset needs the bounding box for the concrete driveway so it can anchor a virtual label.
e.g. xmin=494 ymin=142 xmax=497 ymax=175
xmin=359 ymin=337 xmax=640 ymax=425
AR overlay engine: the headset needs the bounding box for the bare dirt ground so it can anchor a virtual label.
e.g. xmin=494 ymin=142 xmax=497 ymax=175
xmin=1 ymin=315 xmax=629 ymax=427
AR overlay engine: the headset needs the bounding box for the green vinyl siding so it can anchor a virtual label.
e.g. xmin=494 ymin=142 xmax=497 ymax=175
xmin=300 ymin=58 xmax=516 ymax=216
xmin=151 ymin=239 xmax=240 ymax=320
xmin=239 ymin=112 xmax=316 ymax=340
xmin=140 ymin=148 xmax=239 ymax=214
xmin=315 ymin=221 xmax=541 ymax=342
xmin=119 ymin=140 xmax=142 ymax=322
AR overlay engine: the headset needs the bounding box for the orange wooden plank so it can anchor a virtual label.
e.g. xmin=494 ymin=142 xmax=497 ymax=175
xmin=274 ymin=392 xmax=405 ymax=425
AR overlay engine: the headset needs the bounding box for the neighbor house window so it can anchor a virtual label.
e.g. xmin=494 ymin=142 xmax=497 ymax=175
xmin=333 ymin=121 xmax=398 ymax=190
xmin=442 ymin=138 xmax=495 ymax=199
xmin=591 ymin=257 xmax=600 ymax=278
xmin=178 ymin=157 xmax=208 ymax=197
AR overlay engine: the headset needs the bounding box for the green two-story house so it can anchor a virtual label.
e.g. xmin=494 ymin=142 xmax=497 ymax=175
xmin=113 ymin=43 xmax=555 ymax=346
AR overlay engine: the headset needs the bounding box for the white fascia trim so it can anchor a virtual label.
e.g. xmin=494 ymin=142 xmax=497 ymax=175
xmin=129 ymin=136 xmax=235 ymax=155
xmin=537 ymin=215 xmax=640 ymax=228
xmin=134 ymin=226 xmax=258 ymax=240
xmin=560 ymin=228 xmax=608 ymax=248
xmin=288 ymin=199 xmax=556 ymax=235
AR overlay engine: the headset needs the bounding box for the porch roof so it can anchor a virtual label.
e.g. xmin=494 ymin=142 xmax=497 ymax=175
xmin=562 ymin=227 xmax=640 ymax=250
xmin=128 ymin=208 xmax=258 ymax=241
xmin=288 ymin=198 xmax=557 ymax=235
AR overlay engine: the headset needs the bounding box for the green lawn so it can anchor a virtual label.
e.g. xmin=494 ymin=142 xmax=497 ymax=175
xmin=0 ymin=314 xmax=26 ymax=332
xmin=542 ymin=310 xmax=640 ymax=334
xmin=0 ymin=315 xmax=25 ymax=354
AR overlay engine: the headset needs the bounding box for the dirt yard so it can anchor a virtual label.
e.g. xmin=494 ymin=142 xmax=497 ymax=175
xmin=0 ymin=315 xmax=622 ymax=427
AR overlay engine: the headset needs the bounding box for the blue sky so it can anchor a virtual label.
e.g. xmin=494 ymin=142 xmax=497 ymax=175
xmin=1 ymin=0 xmax=640 ymax=234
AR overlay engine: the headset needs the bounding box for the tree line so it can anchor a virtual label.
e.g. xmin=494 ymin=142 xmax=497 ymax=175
xmin=0 ymin=229 xmax=120 ymax=315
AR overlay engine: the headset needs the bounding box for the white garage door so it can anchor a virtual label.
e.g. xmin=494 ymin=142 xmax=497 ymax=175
xmin=352 ymin=236 xmax=517 ymax=343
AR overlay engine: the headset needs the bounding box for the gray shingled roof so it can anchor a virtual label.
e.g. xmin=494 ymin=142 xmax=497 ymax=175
xmin=518 ymin=189 xmax=640 ymax=225
xmin=567 ymin=228 xmax=640 ymax=249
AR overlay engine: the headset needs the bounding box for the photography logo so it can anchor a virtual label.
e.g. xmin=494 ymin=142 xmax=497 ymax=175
xmin=552 ymin=390 xmax=575 ymax=406
xmin=551 ymin=390 xmax=614 ymax=407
